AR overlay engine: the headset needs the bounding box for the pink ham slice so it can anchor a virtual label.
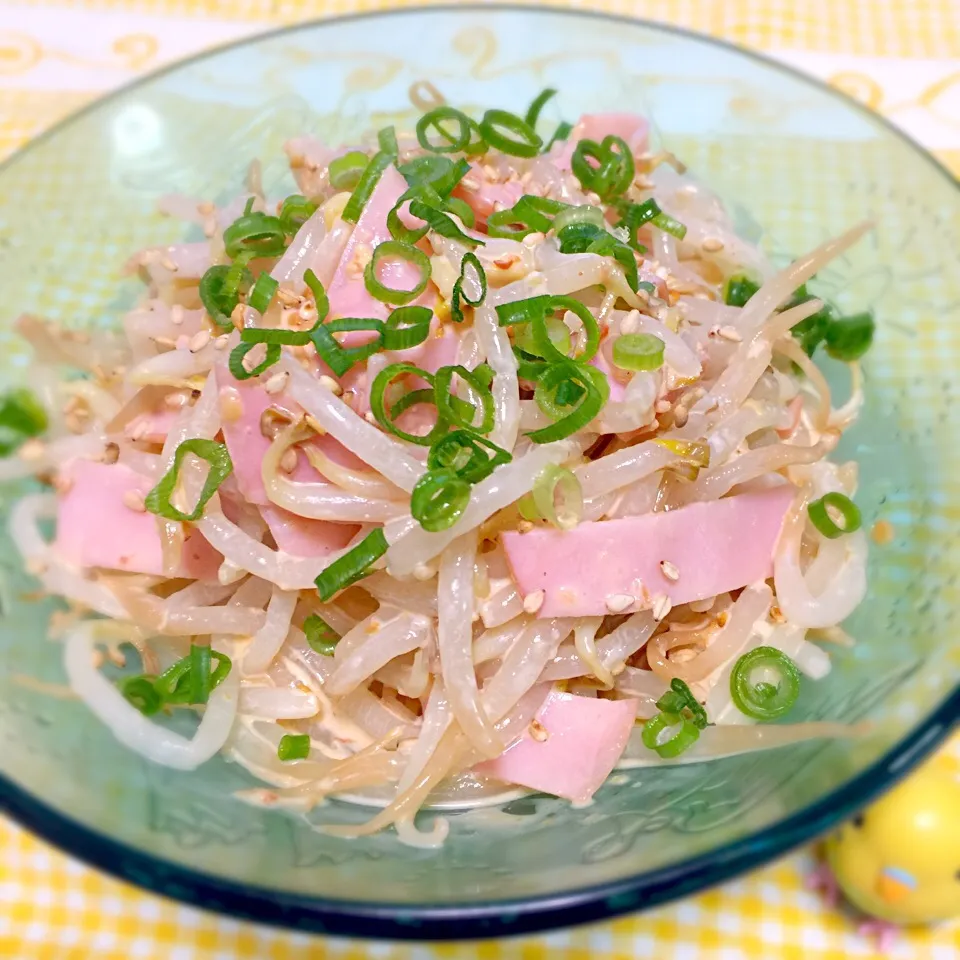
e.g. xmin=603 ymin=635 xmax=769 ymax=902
xmin=260 ymin=504 xmax=359 ymax=559
xmin=502 ymin=487 xmax=793 ymax=618
xmin=326 ymin=164 xmax=433 ymax=324
xmin=220 ymin=378 xmax=366 ymax=505
xmin=475 ymin=691 xmax=638 ymax=803
xmin=452 ymin=164 xmax=524 ymax=225
xmin=55 ymin=459 xmax=220 ymax=579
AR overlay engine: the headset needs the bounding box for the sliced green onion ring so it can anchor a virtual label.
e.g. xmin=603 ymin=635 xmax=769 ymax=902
xmin=730 ymin=646 xmax=801 ymax=721
xmin=278 ymin=733 xmax=311 ymax=761
xmin=416 ymin=107 xmax=483 ymax=155
xmin=229 ymin=341 xmax=281 ymax=381
xmin=571 ymin=135 xmax=634 ymax=202
xmin=382 ymin=305 xmax=432 ymax=351
xmin=329 ymin=151 xmax=370 ymax=191
xmin=278 ymin=194 xmax=317 ymax=233
xmin=370 ymin=362 xmax=446 ymax=446
xmin=641 ymin=712 xmax=701 ymax=758
xmin=342 ymin=151 xmax=393 ymax=224
xmin=612 ymin=333 xmax=665 ymax=372
xmin=434 ymin=364 xmax=494 ymax=434
xmin=411 ymin=468 xmax=471 ymax=532
xmin=824 ymin=312 xmax=875 ymax=362
xmin=303 ymin=614 xmax=340 ymax=655
xmin=451 ymin=252 xmax=487 ymax=323
xmin=315 ymin=528 xmax=389 ymax=601
xmin=529 ymin=361 xmax=609 ymax=444
xmin=533 ymin=296 xmax=600 ymax=363
xmin=652 ymin=210 xmax=688 ymax=239
xmin=655 ymin=678 xmax=708 ymax=730
xmin=408 ymin=197 xmax=482 ymax=248
xmin=532 ymin=464 xmax=583 ymax=530
xmin=0 ymin=388 xmax=48 ymax=456
xmin=154 ymin=643 xmax=231 ymax=706
xmin=248 ymin=273 xmax=279 ymax=315
xmin=199 ymin=263 xmax=252 ymax=328
xmin=398 ymin=155 xmax=471 ymax=196
xmin=144 ymin=439 xmax=233 ymax=523
xmin=302 ymin=268 xmax=331 ymax=323
xmin=479 ymin=109 xmax=542 ymax=158
xmin=724 ymin=274 xmax=761 ymax=307
xmin=364 ymin=240 xmax=431 ymax=305
xmin=544 ymin=120 xmax=573 ymax=152
xmin=808 ymin=492 xmax=862 ymax=539
xmin=427 ymin=429 xmax=511 ymax=483
xmin=553 ymin=204 xmax=606 ymax=235
xmin=120 ymin=675 xmax=162 ymax=716
xmin=378 ymin=125 xmax=398 ymax=157
xmin=222 ymin=210 xmax=288 ymax=260
xmin=524 ymin=88 xmax=557 ymax=129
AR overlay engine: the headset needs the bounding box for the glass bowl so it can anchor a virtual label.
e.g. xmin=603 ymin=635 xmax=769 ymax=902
xmin=0 ymin=5 xmax=957 ymax=941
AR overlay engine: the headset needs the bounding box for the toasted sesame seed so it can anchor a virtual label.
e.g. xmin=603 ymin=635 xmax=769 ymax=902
xmin=280 ymin=449 xmax=298 ymax=473
xmin=522 ymin=232 xmax=545 ymax=247
xmin=122 ymin=489 xmax=146 ymax=513
xmin=277 ymin=287 xmax=300 ymax=307
xmin=263 ymin=371 xmax=289 ymax=395
xmin=523 ymin=590 xmax=545 ymax=615
xmin=769 ymin=603 xmax=786 ymax=624
xmin=153 ymin=335 xmax=177 ymax=350
xmin=717 ymin=325 xmax=742 ymax=343
xmin=655 ymin=399 xmax=673 ymax=414
xmin=517 ymin=519 xmax=534 ymax=534
xmin=101 ymin=442 xmax=120 ymax=464
xmin=460 ymin=177 xmax=480 ymax=192
xmin=259 ymin=406 xmax=295 ymax=439
xmin=18 ymin=439 xmax=45 ymax=462
xmin=364 ymin=411 xmax=378 ymax=424
xmin=164 ymin=391 xmax=189 ymax=410
xmin=652 ymin=593 xmax=672 ymax=621
xmin=170 ymin=304 xmax=185 ymax=325
xmin=189 ymin=330 xmax=211 ymax=353
xmin=129 ymin=420 xmax=149 ymax=441
xmin=716 ymin=610 xmax=730 ymax=628
xmin=605 ymin=593 xmax=635 ymax=614
xmin=701 ymin=237 xmax=724 ymax=253
xmin=318 ymin=375 xmax=343 ymax=396
xmin=214 ymin=334 xmax=230 ymax=350
xmin=659 ymin=560 xmax=680 ymax=581
xmin=304 ymin=414 xmax=327 ymax=436
xmin=160 ymin=256 xmax=178 ymax=272
xmin=528 ymin=719 xmax=549 ymax=742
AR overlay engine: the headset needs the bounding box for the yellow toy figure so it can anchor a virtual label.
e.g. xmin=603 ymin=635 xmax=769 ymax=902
xmin=810 ymin=754 xmax=960 ymax=950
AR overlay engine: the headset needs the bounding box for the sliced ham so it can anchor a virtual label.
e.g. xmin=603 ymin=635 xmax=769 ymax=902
xmin=502 ymin=487 xmax=793 ymax=618
xmin=55 ymin=459 xmax=220 ymax=579
xmin=452 ymin=164 xmax=524 ymax=225
xmin=260 ymin=504 xmax=359 ymax=558
xmin=475 ymin=691 xmax=638 ymax=803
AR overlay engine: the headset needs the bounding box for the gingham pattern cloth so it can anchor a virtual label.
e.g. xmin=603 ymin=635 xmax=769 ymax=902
xmin=0 ymin=1 xmax=959 ymax=957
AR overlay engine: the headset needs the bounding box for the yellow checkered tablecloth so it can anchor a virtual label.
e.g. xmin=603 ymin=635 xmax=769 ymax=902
xmin=1 ymin=1 xmax=959 ymax=957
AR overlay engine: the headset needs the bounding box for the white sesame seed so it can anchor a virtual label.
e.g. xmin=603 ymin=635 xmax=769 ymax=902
xmin=214 ymin=335 xmax=230 ymax=350
xmin=280 ymin=449 xmax=298 ymax=473
xmin=101 ymin=442 xmax=119 ymax=464
xmin=153 ymin=335 xmax=177 ymax=350
xmin=122 ymin=489 xmax=146 ymax=513
xmin=659 ymin=560 xmax=680 ymax=581
xmin=652 ymin=593 xmax=672 ymax=621
xmin=522 ymin=590 xmax=545 ymax=615
xmin=460 ymin=177 xmax=480 ymax=192
xmin=522 ymin=232 xmax=545 ymax=248
xmin=528 ymin=719 xmax=549 ymax=742
xmin=318 ymin=375 xmax=343 ymax=396
xmin=605 ymin=593 xmax=635 ymax=614
xmin=263 ymin=371 xmax=289 ymax=395
xmin=170 ymin=305 xmax=185 ymax=325
xmin=717 ymin=325 xmax=742 ymax=343
xmin=160 ymin=256 xmax=178 ymax=272
xmin=164 ymin=391 xmax=189 ymax=410
xmin=364 ymin=411 xmax=378 ymax=424
xmin=189 ymin=330 xmax=211 ymax=353
xmin=517 ymin=519 xmax=534 ymax=534
xmin=129 ymin=420 xmax=149 ymax=441
xmin=620 ymin=309 xmax=641 ymax=334
xmin=655 ymin=399 xmax=672 ymax=414
xmin=701 ymin=237 xmax=724 ymax=253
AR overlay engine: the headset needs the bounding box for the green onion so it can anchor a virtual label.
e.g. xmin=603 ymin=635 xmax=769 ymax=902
xmin=486 ymin=195 xmax=567 ymax=239
xmin=303 ymin=614 xmax=340 ymax=655
xmin=612 ymin=333 xmax=665 ymax=372
xmin=0 ymin=388 xmax=48 ymax=456
xmin=382 ymin=306 xmax=432 ymax=351
xmin=730 ymin=646 xmax=801 ymax=721
xmin=824 ymin=311 xmax=874 ymax=362
xmin=544 ymin=120 xmax=573 ymax=152
xmin=556 ymin=221 xmax=605 ymax=254
xmin=416 ymin=107 xmax=484 ymax=155
xmin=434 ymin=364 xmax=494 ymax=434
xmin=515 ymin=315 xmax=571 ymax=359
xmin=553 ymin=204 xmax=605 ymax=235
xmin=199 ymin=263 xmax=252 ymax=328
xmin=229 ymin=342 xmax=281 ymax=381
xmin=315 ymin=528 xmax=388 ymax=600
xmin=655 ymin=678 xmax=708 ymax=730
xmin=143 ymin=439 xmax=233 ymax=522
xmin=364 ymin=240 xmax=431 ymax=305
xmin=248 ymin=273 xmax=279 ymax=314
xmin=278 ymin=194 xmax=317 ymax=234
xmin=277 ymin=733 xmax=311 ymax=761
xmin=587 ymin=232 xmax=641 ymax=293
xmin=652 ymin=210 xmax=687 ymax=240
xmin=427 ymin=429 xmax=511 ymax=483
xmin=443 ymin=196 xmax=476 ymax=229
xmin=571 ymin=135 xmax=634 ymax=202
xmin=495 ymin=295 xmax=552 ymax=328
xmin=480 ymin=109 xmax=542 ymax=158
xmin=370 ymin=363 xmax=446 ymax=446
xmin=408 ymin=197 xmax=482 ymax=248
xmin=411 ymin=468 xmax=471 ymax=532
xmin=533 ymin=296 xmax=599 ymax=363
xmin=724 ymin=274 xmax=761 ymax=307
xmin=529 ymin=361 xmax=608 ymax=443
xmin=524 ymin=88 xmax=557 ymax=129
xmin=807 ymin=492 xmax=862 ymax=539
xmin=309 ymin=319 xmax=384 ymax=377
xmin=398 ymin=155 xmax=471 ymax=197
xmin=641 ymin=712 xmax=701 ymax=758
xmin=303 ymin=268 xmax=331 ymax=323
xmin=531 ymin=464 xmax=582 ymax=530
xmin=342 ymin=151 xmax=393 ymax=224
xmin=329 ymin=150 xmax=370 ymax=191
xmin=451 ymin=252 xmax=487 ymax=323
xmin=120 ymin=675 xmax=162 ymax=716
xmin=378 ymin=125 xmax=398 ymax=157
xmin=222 ymin=209 xmax=288 ymax=260
xmin=154 ymin=643 xmax=232 ymax=705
